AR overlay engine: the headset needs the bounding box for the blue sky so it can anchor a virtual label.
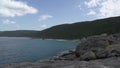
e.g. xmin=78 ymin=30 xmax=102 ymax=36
xmin=0 ymin=0 xmax=120 ymax=31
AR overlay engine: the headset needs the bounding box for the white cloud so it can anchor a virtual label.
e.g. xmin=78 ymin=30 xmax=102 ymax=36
xmin=2 ymin=19 xmax=16 ymax=24
xmin=85 ymin=0 xmax=100 ymax=8
xmin=0 ymin=0 xmax=38 ymax=17
xmin=87 ymin=10 xmax=96 ymax=15
xmin=39 ymin=15 xmax=53 ymax=21
xmin=85 ymin=0 xmax=120 ymax=18
xmin=99 ymin=0 xmax=120 ymax=18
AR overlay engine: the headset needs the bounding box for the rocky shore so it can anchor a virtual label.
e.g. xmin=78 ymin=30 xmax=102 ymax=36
xmin=1 ymin=33 xmax=120 ymax=68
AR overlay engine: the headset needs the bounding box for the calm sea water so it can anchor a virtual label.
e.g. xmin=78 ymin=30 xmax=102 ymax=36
xmin=0 ymin=37 xmax=78 ymax=64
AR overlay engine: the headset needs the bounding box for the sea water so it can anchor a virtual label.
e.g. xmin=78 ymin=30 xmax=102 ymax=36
xmin=0 ymin=37 xmax=78 ymax=64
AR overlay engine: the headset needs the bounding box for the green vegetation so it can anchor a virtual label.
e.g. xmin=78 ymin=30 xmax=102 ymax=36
xmin=0 ymin=16 xmax=120 ymax=39
xmin=0 ymin=30 xmax=38 ymax=37
xmin=36 ymin=16 xmax=120 ymax=39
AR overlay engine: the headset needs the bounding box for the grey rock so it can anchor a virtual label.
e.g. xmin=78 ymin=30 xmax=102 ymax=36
xmin=76 ymin=33 xmax=120 ymax=60
xmin=1 ymin=57 xmax=120 ymax=68
xmin=80 ymin=51 xmax=96 ymax=60
xmin=106 ymin=44 xmax=120 ymax=57
xmin=75 ymin=34 xmax=110 ymax=57
xmin=95 ymin=50 xmax=107 ymax=58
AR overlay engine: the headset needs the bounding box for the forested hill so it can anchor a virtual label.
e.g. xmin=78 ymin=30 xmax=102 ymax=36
xmin=0 ymin=16 xmax=120 ymax=39
xmin=0 ymin=30 xmax=38 ymax=37
xmin=36 ymin=16 xmax=120 ymax=39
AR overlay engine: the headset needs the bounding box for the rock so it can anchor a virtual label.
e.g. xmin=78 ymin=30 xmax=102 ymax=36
xmin=106 ymin=44 xmax=120 ymax=57
xmin=1 ymin=57 xmax=120 ymax=68
xmin=54 ymin=53 xmax=77 ymax=60
xmin=95 ymin=50 xmax=107 ymax=59
xmin=100 ymin=33 xmax=107 ymax=36
xmin=80 ymin=37 xmax=87 ymax=43
xmin=75 ymin=35 xmax=110 ymax=57
xmin=112 ymin=34 xmax=120 ymax=43
xmin=76 ymin=33 xmax=120 ymax=60
xmin=80 ymin=51 xmax=96 ymax=61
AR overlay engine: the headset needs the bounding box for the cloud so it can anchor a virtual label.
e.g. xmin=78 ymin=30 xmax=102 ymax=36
xmin=2 ymin=19 xmax=16 ymax=24
xmin=85 ymin=0 xmax=100 ymax=8
xmin=85 ymin=0 xmax=120 ymax=18
xmin=39 ymin=15 xmax=53 ymax=21
xmin=99 ymin=0 xmax=120 ymax=18
xmin=0 ymin=0 xmax=38 ymax=17
xmin=87 ymin=10 xmax=96 ymax=15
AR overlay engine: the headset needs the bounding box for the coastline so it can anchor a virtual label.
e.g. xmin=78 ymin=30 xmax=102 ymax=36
xmin=1 ymin=33 xmax=120 ymax=68
xmin=0 ymin=36 xmax=80 ymax=43
xmin=1 ymin=56 xmax=120 ymax=68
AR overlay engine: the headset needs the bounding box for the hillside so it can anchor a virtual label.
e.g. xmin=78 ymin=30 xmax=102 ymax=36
xmin=0 ymin=30 xmax=38 ymax=37
xmin=36 ymin=16 xmax=120 ymax=39
xmin=0 ymin=16 xmax=120 ymax=39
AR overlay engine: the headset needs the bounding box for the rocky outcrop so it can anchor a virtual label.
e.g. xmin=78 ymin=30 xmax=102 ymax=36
xmin=56 ymin=33 xmax=120 ymax=61
xmin=52 ymin=33 xmax=120 ymax=61
xmin=75 ymin=33 xmax=120 ymax=60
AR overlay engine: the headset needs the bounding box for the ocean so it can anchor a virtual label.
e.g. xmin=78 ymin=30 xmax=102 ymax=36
xmin=0 ymin=37 xmax=78 ymax=64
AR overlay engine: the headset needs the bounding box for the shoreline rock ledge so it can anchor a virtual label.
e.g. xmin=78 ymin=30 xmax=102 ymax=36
xmin=75 ymin=33 xmax=120 ymax=60
xmin=1 ymin=33 xmax=120 ymax=68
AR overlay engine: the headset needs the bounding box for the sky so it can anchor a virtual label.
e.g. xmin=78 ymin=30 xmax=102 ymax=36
xmin=0 ymin=0 xmax=120 ymax=31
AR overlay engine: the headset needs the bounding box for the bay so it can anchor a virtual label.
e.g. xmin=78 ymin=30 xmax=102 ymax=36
xmin=0 ymin=37 xmax=78 ymax=64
